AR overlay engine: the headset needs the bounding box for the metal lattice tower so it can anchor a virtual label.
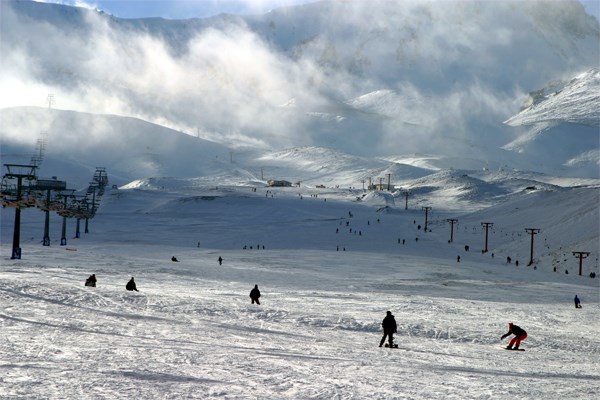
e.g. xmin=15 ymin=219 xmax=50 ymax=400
xmin=30 ymin=131 xmax=48 ymax=167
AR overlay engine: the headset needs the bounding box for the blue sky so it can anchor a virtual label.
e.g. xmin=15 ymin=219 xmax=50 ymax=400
xmin=39 ymin=0 xmax=600 ymax=21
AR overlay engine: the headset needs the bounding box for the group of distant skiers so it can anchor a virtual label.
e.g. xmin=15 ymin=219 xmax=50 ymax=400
xmin=172 ymin=255 xmax=224 ymax=265
xmin=84 ymin=273 xmax=262 ymax=304
xmin=86 ymin=274 xmax=138 ymax=291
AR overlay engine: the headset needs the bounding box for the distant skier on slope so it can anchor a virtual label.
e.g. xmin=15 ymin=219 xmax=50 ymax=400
xmin=379 ymin=311 xmax=397 ymax=348
xmin=126 ymin=277 xmax=139 ymax=292
xmin=574 ymin=295 xmax=582 ymax=308
xmin=250 ymin=284 xmax=261 ymax=304
xmin=501 ymin=322 xmax=527 ymax=350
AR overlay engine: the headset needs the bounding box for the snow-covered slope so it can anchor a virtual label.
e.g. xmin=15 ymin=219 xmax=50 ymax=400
xmin=502 ymin=69 xmax=599 ymax=177
xmin=1 ymin=168 xmax=598 ymax=398
xmin=0 ymin=107 xmax=232 ymax=188
xmin=505 ymin=69 xmax=600 ymax=127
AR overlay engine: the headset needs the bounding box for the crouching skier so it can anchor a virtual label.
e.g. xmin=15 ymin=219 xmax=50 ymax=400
xmin=501 ymin=322 xmax=527 ymax=350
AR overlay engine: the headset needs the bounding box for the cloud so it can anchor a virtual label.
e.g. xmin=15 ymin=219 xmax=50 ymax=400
xmin=0 ymin=0 xmax=597 ymax=159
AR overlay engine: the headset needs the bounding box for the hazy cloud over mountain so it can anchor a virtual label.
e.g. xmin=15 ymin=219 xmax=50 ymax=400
xmin=1 ymin=0 xmax=598 ymax=158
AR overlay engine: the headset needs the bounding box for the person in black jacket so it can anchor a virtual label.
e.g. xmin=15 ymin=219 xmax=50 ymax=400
xmin=126 ymin=277 xmax=139 ymax=292
xmin=250 ymin=284 xmax=261 ymax=304
xmin=85 ymin=274 xmax=96 ymax=287
xmin=379 ymin=311 xmax=397 ymax=347
xmin=501 ymin=322 xmax=527 ymax=350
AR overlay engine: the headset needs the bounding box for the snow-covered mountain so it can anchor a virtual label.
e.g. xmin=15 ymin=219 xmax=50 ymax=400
xmin=1 ymin=4 xmax=599 ymax=397
xmin=502 ymin=69 xmax=599 ymax=176
xmin=1 ymin=0 xmax=598 ymax=177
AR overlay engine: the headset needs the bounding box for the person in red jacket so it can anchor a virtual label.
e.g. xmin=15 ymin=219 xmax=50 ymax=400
xmin=501 ymin=322 xmax=527 ymax=350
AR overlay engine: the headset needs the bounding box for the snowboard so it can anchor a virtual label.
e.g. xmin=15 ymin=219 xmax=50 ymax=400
xmin=384 ymin=344 xmax=399 ymax=348
xmin=503 ymin=347 xmax=525 ymax=351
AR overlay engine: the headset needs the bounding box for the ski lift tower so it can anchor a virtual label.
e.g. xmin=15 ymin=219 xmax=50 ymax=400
xmin=56 ymin=190 xmax=76 ymax=245
xmin=33 ymin=178 xmax=67 ymax=246
xmin=3 ymin=164 xmax=38 ymax=259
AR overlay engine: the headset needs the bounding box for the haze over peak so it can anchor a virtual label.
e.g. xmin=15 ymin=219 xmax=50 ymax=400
xmin=0 ymin=0 xmax=598 ymax=178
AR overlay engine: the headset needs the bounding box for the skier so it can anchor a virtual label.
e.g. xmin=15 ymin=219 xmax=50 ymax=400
xmin=171 ymin=256 xmax=179 ymax=262
xmin=85 ymin=274 xmax=96 ymax=287
xmin=379 ymin=311 xmax=397 ymax=347
xmin=126 ymin=277 xmax=139 ymax=292
xmin=250 ymin=284 xmax=261 ymax=304
xmin=574 ymin=295 xmax=582 ymax=308
xmin=218 ymin=256 xmax=223 ymax=266
xmin=501 ymin=322 xmax=527 ymax=350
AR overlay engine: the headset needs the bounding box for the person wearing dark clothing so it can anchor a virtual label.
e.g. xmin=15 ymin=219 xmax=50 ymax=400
xmin=250 ymin=284 xmax=261 ymax=304
xmin=574 ymin=295 xmax=582 ymax=308
xmin=171 ymin=256 xmax=179 ymax=262
xmin=218 ymin=256 xmax=223 ymax=266
xmin=85 ymin=274 xmax=96 ymax=287
xmin=501 ymin=322 xmax=527 ymax=350
xmin=379 ymin=311 xmax=397 ymax=347
xmin=126 ymin=277 xmax=139 ymax=292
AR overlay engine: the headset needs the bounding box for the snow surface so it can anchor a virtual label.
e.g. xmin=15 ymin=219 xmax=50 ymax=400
xmin=2 ymin=0 xmax=599 ymax=170
xmin=1 ymin=171 xmax=599 ymax=399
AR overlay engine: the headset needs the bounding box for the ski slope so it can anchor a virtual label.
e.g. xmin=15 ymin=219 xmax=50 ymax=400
xmin=1 ymin=181 xmax=598 ymax=399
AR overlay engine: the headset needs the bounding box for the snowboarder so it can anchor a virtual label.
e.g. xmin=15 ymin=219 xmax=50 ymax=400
xmin=250 ymin=284 xmax=261 ymax=304
xmin=379 ymin=311 xmax=397 ymax=347
xmin=457 ymin=255 xmax=461 ymax=263
xmin=574 ymin=295 xmax=582 ymax=308
xmin=171 ymin=256 xmax=179 ymax=262
xmin=126 ymin=277 xmax=139 ymax=292
xmin=218 ymin=256 xmax=223 ymax=266
xmin=501 ymin=322 xmax=527 ymax=350
xmin=85 ymin=274 xmax=96 ymax=287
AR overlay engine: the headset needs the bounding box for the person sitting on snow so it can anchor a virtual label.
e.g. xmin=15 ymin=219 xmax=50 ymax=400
xmin=126 ymin=277 xmax=139 ymax=292
xmin=85 ymin=274 xmax=96 ymax=287
xmin=501 ymin=322 xmax=527 ymax=350
xmin=171 ymin=256 xmax=179 ymax=262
